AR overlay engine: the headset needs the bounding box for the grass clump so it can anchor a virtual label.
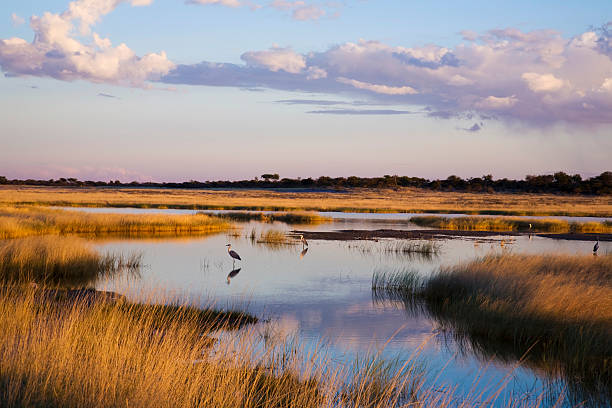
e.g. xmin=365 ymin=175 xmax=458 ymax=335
xmin=373 ymin=253 xmax=612 ymax=405
xmin=410 ymin=215 xmax=612 ymax=233
xmin=214 ymin=211 xmax=331 ymax=225
xmin=0 ymin=205 xmax=232 ymax=239
xmin=0 ymin=236 xmax=141 ymax=285
xmin=0 ymin=285 xmax=429 ymax=408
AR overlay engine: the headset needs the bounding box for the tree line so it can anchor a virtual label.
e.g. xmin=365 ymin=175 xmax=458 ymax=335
xmin=0 ymin=172 xmax=610 ymax=195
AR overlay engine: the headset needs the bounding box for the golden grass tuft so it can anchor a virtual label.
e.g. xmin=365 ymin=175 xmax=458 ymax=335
xmin=214 ymin=211 xmax=332 ymax=225
xmin=0 ymin=285 xmax=428 ymax=408
xmin=0 ymin=205 xmax=232 ymax=239
xmin=258 ymin=229 xmax=289 ymax=244
xmin=0 ymin=236 xmax=141 ymax=284
xmin=410 ymin=215 xmax=612 ymax=233
xmin=373 ymin=253 xmax=612 ymax=405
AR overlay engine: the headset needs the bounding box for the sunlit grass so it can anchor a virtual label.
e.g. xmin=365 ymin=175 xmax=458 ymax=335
xmin=3 ymin=185 xmax=611 ymax=217
xmin=214 ymin=211 xmax=332 ymax=225
xmin=0 ymin=236 xmax=141 ymax=285
xmin=0 ymin=205 xmax=232 ymax=239
xmin=0 ymin=285 xmax=436 ymax=408
xmin=410 ymin=215 xmax=612 ymax=233
xmin=372 ymin=253 xmax=612 ymax=405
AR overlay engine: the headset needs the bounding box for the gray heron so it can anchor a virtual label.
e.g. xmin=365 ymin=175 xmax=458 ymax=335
xmin=593 ymin=238 xmax=599 ymax=254
xmin=300 ymin=234 xmax=308 ymax=248
xmin=226 ymin=244 xmax=242 ymax=266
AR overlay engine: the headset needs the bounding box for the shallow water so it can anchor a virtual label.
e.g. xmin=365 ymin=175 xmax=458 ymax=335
xmin=65 ymin=207 xmax=610 ymax=407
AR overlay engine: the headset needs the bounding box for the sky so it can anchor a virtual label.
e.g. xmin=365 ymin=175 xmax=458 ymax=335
xmin=1 ymin=0 xmax=611 ymax=182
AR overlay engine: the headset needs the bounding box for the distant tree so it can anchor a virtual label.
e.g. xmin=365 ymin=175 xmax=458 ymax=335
xmin=261 ymin=173 xmax=279 ymax=181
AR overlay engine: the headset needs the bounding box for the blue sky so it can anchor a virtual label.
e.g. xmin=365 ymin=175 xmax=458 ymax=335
xmin=1 ymin=0 xmax=611 ymax=181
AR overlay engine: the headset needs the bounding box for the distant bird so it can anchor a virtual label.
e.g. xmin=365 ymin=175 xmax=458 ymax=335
xmin=226 ymin=244 xmax=242 ymax=265
xmin=528 ymin=223 xmax=532 ymax=230
xmin=226 ymin=267 xmax=241 ymax=285
xmin=593 ymin=239 xmax=600 ymax=254
xmin=300 ymin=234 xmax=308 ymax=248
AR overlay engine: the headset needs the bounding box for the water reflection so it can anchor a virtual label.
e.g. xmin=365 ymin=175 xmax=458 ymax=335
xmin=226 ymin=267 xmax=241 ymax=285
xmin=87 ymin=208 xmax=612 ymax=408
xmin=372 ymin=279 xmax=611 ymax=407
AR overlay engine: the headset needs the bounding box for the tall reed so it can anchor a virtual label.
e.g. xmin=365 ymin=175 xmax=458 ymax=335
xmin=0 ymin=236 xmax=140 ymax=285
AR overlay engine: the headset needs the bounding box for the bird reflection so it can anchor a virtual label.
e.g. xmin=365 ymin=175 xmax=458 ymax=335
xmin=226 ymin=267 xmax=241 ymax=285
xmin=300 ymin=247 xmax=308 ymax=259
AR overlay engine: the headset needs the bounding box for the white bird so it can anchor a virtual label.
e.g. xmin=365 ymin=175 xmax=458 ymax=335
xmin=300 ymin=234 xmax=308 ymax=248
xmin=226 ymin=244 xmax=242 ymax=265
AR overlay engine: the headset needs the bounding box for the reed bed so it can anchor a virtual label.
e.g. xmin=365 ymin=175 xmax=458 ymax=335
xmin=258 ymin=229 xmax=289 ymax=244
xmin=410 ymin=215 xmax=612 ymax=233
xmin=3 ymin=185 xmax=612 ymax=217
xmin=372 ymin=254 xmax=612 ymax=405
xmin=349 ymin=240 xmax=439 ymax=261
xmin=0 ymin=205 xmax=232 ymax=239
xmin=214 ymin=211 xmax=332 ymax=225
xmin=0 ymin=236 xmax=141 ymax=285
xmin=0 ymin=285 xmax=440 ymax=408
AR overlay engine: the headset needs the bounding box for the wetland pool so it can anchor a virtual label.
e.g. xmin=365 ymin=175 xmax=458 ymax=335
xmin=67 ymin=207 xmax=611 ymax=407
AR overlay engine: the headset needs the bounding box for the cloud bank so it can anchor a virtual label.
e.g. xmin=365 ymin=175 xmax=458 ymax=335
xmin=0 ymin=0 xmax=174 ymax=87
xmin=162 ymin=24 xmax=612 ymax=125
xmin=2 ymin=1 xmax=612 ymax=125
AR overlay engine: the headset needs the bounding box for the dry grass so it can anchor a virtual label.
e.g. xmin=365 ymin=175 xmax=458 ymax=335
xmin=410 ymin=215 xmax=612 ymax=233
xmin=2 ymin=185 xmax=612 ymax=217
xmin=214 ymin=211 xmax=332 ymax=224
xmin=258 ymin=229 xmax=289 ymax=244
xmin=373 ymin=254 xmax=612 ymax=405
xmin=0 ymin=205 xmax=232 ymax=239
xmin=0 ymin=236 xmax=141 ymax=285
xmin=0 ymin=285 xmax=435 ymax=408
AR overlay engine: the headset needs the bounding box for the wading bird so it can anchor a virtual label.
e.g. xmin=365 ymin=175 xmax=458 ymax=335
xmin=593 ymin=238 xmax=599 ymax=255
xmin=300 ymin=234 xmax=308 ymax=248
xmin=226 ymin=267 xmax=241 ymax=285
xmin=226 ymin=244 xmax=242 ymax=266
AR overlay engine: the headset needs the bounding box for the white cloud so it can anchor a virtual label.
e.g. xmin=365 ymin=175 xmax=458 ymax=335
xmin=306 ymin=66 xmax=327 ymax=80
xmin=188 ymin=0 xmax=241 ymax=7
xmin=0 ymin=0 xmax=174 ymax=86
xmin=163 ymin=25 xmax=612 ymax=124
xmin=601 ymin=78 xmax=612 ymax=92
xmin=11 ymin=13 xmax=25 ymax=26
xmin=292 ymin=5 xmax=325 ymax=20
xmin=475 ymin=95 xmax=518 ymax=109
xmin=241 ymin=47 xmax=305 ymax=73
xmin=269 ymin=0 xmax=327 ymax=21
xmin=337 ymin=77 xmax=418 ymax=95
xmin=521 ymin=72 xmax=566 ymax=92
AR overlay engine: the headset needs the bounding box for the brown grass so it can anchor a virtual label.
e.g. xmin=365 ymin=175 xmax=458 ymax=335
xmin=0 ymin=236 xmax=141 ymax=285
xmin=0 ymin=205 xmax=232 ymax=239
xmin=0 ymin=285 xmax=432 ymax=408
xmin=2 ymin=185 xmax=611 ymax=217
xmin=410 ymin=215 xmax=612 ymax=233
xmin=373 ymin=253 xmax=612 ymax=405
